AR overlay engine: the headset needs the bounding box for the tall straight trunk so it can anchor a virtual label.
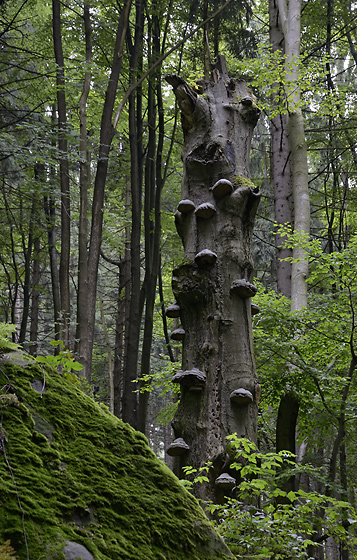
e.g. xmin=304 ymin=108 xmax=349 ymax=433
xmin=18 ymin=195 xmax=36 ymax=344
xmin=269 ymin=0 xmax=292 ymax=298
xmin=29 ymin=235 xmax=40 ymax=356
xmin=76 ymin=1 xmax=92 ymax=379
xmin=203 ymin=0 xmax=211 ymax=80
xmin=270 ymin=0 xmax=298 ymax=471
xmin=44 ymin=193 xmax=61 ymax=343
xmin=121 ymin=93 xmax=141 ymax=428
xmin=166 ymin=56 xmax=260 ymax=502
xmin=113 ymin=182 xmax=131 ymax=418
xmin=158 ymin=261 xmax=175 ymax=363
xmin=121 ymin=1 xmax=144 ymax=428
xmin=52 ymin=0 xmax=71 ymax=346
xmin=99 ymin=295 xmax=114 ymax=413
xmin=86 ymin=0 xmax=132 ymax=380
xmin=29 ymin=163 xmax=44 ymax=355
xmin=137 ymin=10 xmax=160 ymax=433
xmin=277 ymin=0 xmax=310 ymax=311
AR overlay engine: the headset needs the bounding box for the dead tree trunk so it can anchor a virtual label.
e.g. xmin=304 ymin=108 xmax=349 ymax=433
xmin=165 ymin=56 xmax=261 ymax=503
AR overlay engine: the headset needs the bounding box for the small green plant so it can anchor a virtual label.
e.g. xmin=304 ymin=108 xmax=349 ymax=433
xmin=181 ymin=462 xmax=212 ymax=489
xmin=0 ymin=540 xmax=19 ymax=559
xmin=185 ymin=436 xmax=357 ymax=560
xmin=35 ymin=340 xmax=83 ymax=381
xmin=0 ymin=323 xmax=20 ymax=353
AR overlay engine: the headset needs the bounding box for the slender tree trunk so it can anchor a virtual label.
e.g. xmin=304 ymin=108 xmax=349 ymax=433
xmin=269 ymin=0 xmax=292 ymax=298
xmin=18 ymin=196 xmax=35 ymax=344
xmin=99 ymin=295 xmax=114 ymax=413
xmin=113 ymin=182 xmax=131 ymax=418
xmin=86 ymin=0 xmax=132 ymax=380
xmin=137 ymin=9 xmax=163 ymax=433
xmin=29 ymin=235 xmax=40 ymax=356
xmin=121 ymin=0 xmax=144 ymax=428
xmin=121 ymin=94 xmax=141 ymax=428
xmin=203 ymin=0 xmax=211 ymax=80
xmin=29 ymin=163 xmax=44 ymax=355
xmin=158 ymin=262 xmax=175 ymax=363
xmin=274 ymin=0 xmax=309 ymax=476
xmin=270 ymin=0 xmax=299 ymax=475
xmin=44 ymin=193 xmax=61 ymax=343
xmin=166 ymin=56 xmax=260 ymax=502
xmin=277 ymin=0 xmax=310 ymax=311
xmin=76 ymin=1 xmax=92 ymax=379
xmin=52 ymin=0 xmax=71 ymax=346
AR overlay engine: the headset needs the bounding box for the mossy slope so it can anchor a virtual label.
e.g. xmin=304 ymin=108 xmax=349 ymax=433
xmin=0 ymin=351 xmax=232 ymax=560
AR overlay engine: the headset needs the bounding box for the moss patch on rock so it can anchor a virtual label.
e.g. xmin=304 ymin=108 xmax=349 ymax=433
xmin=0 ymin=351 xmax=233 ymax=560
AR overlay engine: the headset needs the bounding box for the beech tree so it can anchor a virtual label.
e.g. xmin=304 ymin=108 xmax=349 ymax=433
xmin=165 ymin=56 xmax=261 ymax=502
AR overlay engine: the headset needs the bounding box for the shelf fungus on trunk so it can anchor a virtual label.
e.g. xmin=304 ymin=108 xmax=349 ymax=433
xmin=230 ymin=388 xmax=254 ymax=405
xmin=165 ymin=303 xmax=181 ymax=318
xmin=166 ymin=438 xmax=190 ymax=457
xmin=177 ymin=199 xmax=196 ymax=213
xmin=230 ymin=279 xmax=257 ymax=298
xmin=215 ymin=473 xmax=236 ymax=490
xmin=211 ymin=178 xmax=234 ymax=198
xmin=195 ymin=202 xmax=216 ymax=219
xmin=251 ymin=303 xmax=260 ymax=316
xmin=165 ymin=55 xmax=260 ymax=503
xmin=170 ymin=327 xmax=185 ymax=341
xmin=195 ymin=249 xmax=217 ymax=266
xmin=172 ymin=368 xmax=206 ymax=389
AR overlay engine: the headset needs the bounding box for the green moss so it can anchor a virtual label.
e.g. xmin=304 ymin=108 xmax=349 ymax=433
xmin=0 ymin=352 xmax=232 ymax=560
xmin=233 ymin=174 xmax=256 ymax=190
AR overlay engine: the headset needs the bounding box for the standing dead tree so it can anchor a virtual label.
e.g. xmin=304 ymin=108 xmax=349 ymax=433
xmin=165 ymin=56 xmax=261 ymax=502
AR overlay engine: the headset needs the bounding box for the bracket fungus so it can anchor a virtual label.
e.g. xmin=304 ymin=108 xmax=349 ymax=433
xmin=194 ymin=202 xmax=216 ymax=219
xmin=170 ymin=327 xmax=185 ymax=341
xmin=240 ymin=96 xmax=253 ymax=106
xmin=215 ymin=473 xmax=236 ymax=490
xmin=165 ymin=303 xmax=181 ymax=318
xmin=230 ymin=388 xmax=254 ymax=405
xmin=251 ymin=303 xmax=260 ymax=316
xmin=177 ymin=199 xmax=195 ymax=213
xmin=172 ymin=368 xmax=206 ymax=388
xmin=195 ymin=249 xmax=217 ymax=266
xmin=211 ymin=178 xmax=233 ymax=198
xmin=230 ymin=279 xmax=257 ymax=298
xmin=166 ymin=437 xmax=190 ymax=457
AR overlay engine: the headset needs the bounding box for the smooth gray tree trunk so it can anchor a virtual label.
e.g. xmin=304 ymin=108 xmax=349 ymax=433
xmin=166 ymin=56 xmax=261 ymax=502
xmin=269 ymin=0 xmax=293 ymax=299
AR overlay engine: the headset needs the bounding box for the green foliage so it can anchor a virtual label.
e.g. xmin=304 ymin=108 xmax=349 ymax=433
xmin=0 ymin=541 xmax=19 ymax=560
xmin=135 ymin=358 xmax=181 ymax=396
xmin=187 ymin=436 xmax=357 ymax=560
xmin=35 ymin=340 xmax=84 ymax=381
xmin=254 ymin=229 xmax=357 ymax=423
xmin=0 ymin=324 xmax=20 ymax=353
xmin=181 ymin=462 xmax=212 ymax=489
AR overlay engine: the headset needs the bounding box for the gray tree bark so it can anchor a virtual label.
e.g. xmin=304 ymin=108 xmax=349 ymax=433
xmin=269 ymin=0 xmax=293 ymax=299
xmin=166 ymin=56 xmax=261 ymax=503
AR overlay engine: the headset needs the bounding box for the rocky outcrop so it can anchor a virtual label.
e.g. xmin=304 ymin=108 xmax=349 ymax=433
xmin=0 ymin=350 xmax=232 ymax=560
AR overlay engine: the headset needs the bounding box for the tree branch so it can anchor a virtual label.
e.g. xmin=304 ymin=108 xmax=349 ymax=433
xmin=112 ymin=0 xmax=233 ymax=128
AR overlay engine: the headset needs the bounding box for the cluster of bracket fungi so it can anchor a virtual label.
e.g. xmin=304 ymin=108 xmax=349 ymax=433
xmin=165 ymin=172 xmax=261 ymax=492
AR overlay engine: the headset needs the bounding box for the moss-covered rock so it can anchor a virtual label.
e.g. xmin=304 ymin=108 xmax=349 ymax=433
xmin=0 ymin=351 xmax=233 ymax=560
